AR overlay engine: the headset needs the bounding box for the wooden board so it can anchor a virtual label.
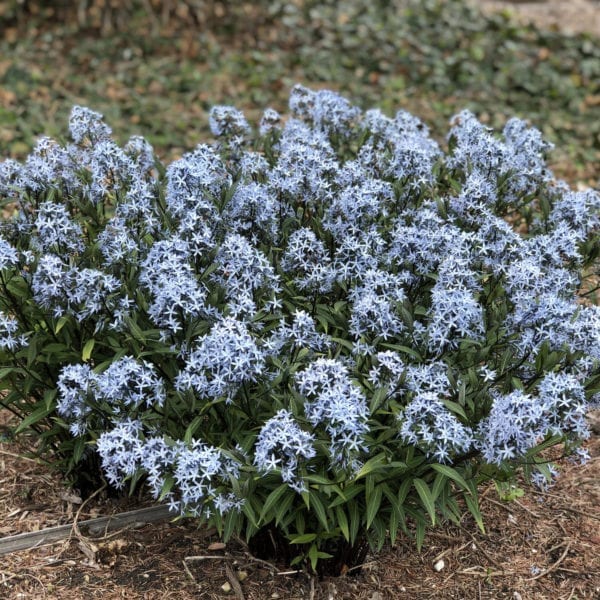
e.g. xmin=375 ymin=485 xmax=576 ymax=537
xmin=0 ymin=504 xmax=174 ymax=555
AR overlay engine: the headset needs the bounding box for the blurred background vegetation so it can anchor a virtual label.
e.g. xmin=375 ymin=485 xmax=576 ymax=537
xmin=0 ymin=0 xmax=598 ymax=182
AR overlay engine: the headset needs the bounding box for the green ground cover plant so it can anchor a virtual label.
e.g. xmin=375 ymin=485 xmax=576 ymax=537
xmin=0 ymin=0 xmax=598 ymax=179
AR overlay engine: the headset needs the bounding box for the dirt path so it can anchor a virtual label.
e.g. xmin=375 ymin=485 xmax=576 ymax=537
xmin=480 ymin=0 xmax=600 ymax=36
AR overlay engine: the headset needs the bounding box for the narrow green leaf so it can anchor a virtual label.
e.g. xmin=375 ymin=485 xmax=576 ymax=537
xmin=26 ymin=335 xmax=38 ymax=367
xmin=0 ymin=367 xmax=15 ymax=380
xmin=415 ymin=518 xmax=426 ymax=551
xmin=54 ymin=315 xmax=70 ymax=334
xmin=353 ymin=452 xmax=387 ymax=480
xmin=397 ymin=477 xmax=412 ymax=504
xmin=289 ymin=533 xmax=317 ymax=544
xmin=371 ymin=516 xmax=387 ymax=551
xmin=184 ymin=415 xmax=205 ymax=444
xmin=304 ymin=473 xmax=334 ymax=486
xmin=366 ymin=484 xmax=383 ymax=529
xmin=66 ymin=437 xmax=83 ymax=465
xmin=348 ymin=500 xmax=360 ymax=545
xmin=295 ymin=511 xmax=305 ymax=536
xmin=125 ymin=316 xmax=146 ymax=341
xmin=380 ymin=343 xmax=422 ymax=361
xmin=308 ymin=543 xmax=319 ymax=572
xmin=82 ymin=338 xmax=95 ymax=361
xmin=242 ymin=500 xmax=259 ymax=529
xmin=223 ymin=507 xmax=240 ymax=541
xmin=330 ymin=337 xmax=355 ymax=351
xmin=431 ymin=464 xmax=470 ymax=491
xmin=442 ymin=399 xmax=468 ymax=421
xmin=464 ymin=481 xmax=485 ymax=533
xmin=310 ymin=492 xmax=329 ymax=531
xmin=328 ymin=484 xmax=361 ymax=508
xmin=15 ymin=403 xmax=54 ymax=433
xmin=158 ymin=474 xmax=175 ymax=501
xmin=260 ymin=484 xmax=290 ymax=522
xmin=413 ymin=478 xmax=436 ymax=525
xmin=274 ymin=491 xmax=296 ymax=527
xmin=301 ymin=491 xmax=310 ymax=509
xmin=389 ymin=504 xmax=399 ymax=546
xmin=335 ymin=506 xmax=350 ymax=541
xmin=431 ymin=472 xmax=447 ymax=502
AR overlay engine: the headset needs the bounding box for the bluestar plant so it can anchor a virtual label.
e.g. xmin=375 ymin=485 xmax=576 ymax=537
xmin=1 ymin=84 xmax=599 ymax=573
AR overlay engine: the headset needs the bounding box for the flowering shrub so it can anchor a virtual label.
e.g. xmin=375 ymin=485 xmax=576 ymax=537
xmin=1 ymin=86 xmax=599 ymax=573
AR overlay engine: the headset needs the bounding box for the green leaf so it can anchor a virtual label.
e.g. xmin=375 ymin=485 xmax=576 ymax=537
xmin=397 ymin=477 xmax=412 ymax=504
xmin=442 ymin=399 xmax=468 ymax=421
xmin=125 ymin=316 xmax=146 ymax=342
xmin=304 ymin=473 xmax=335 ymax=486
xmin=365 ymin=483 xmax=383 ymax=529
xmin=289 ymin=533 xmax=317 ymax=544
xmin=0 ymin=367 xmax=15 ymax=380
xmin=353 ymin=452 xmax=387 ymax=480
xmin=389 ymin=503 xmax=399 ymax=546
xmin=242 ymin=500 xmax=259 ymax=529
xmin=464 ymin=480 xmax=485 ymax=533
xmin=328 ymin=483 xmax=361 ymax=508
xmin=371 ymin=516 xmax=387 ymax=551
xmin=335 ymin=506 xmax=350 ymax=541
xmin=369 ymin=386 xmax=388 ymax=413
xmin=431 ymin=472 xmax=447 ymax=502
xmin=54 ymin=315 xmax=70 ymax=334
xmin=184 ymin=415 xmax=206 ymax=444
xmin=330 ymin=337 xmax=354 ymax=351
xmin=310 ymin=492 xmax=329 ymax=531
xmin=274 ymin=490 xmax=296 ymax=527
xmin=413 ymin=478 xmax=436 ymax=525
xmin=15 ymin=402 xmax=55 ymax=433
xmin=223 ymin=507 xmax=241 ymax=541
xmin=72 ymin=437 xmax=87 ymax=464
xmin=431 ymin=464 xmax=470 ymax=491
xmin=260 ymin=484 xmax=290 ymax=522
xmin=82 ymin=338 xmax=95 ymax=362
xmin=381 ymin=484 xmax=405 ymax=546
xmin=380 ymin=343 xmax=422 ymax=361
xmin=158 ymin=474 xmax=175 ymax=501
xmin=26 ymin=335 xmax=38 ymax=367
xmin=415 ymin=518 xmax=426 ymax=551
xmin=308 ymin=543 xmax=319 ymax=572
xmin=348 ymin=500 xmax=360 ymax=545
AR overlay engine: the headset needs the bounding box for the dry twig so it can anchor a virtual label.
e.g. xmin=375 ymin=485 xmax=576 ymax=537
xmin=526 ymin=541 xmax=572 ymax=581
xmin=225 ymin=561 xmax=245 ymax=600
xmin=433 ymin=540 xmax=472 ymax=563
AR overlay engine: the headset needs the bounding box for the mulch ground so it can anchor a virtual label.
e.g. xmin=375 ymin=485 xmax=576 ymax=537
xmin=1 ymin=411 xmax=599 ymax=599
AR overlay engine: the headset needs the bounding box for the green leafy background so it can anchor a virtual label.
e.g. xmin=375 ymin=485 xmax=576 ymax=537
xmin=0 ymin=0 xmax=598 ymax=183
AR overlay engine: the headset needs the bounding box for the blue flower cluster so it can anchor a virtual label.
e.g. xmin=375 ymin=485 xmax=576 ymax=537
xmin=254 ymin=409 xmax=317 ymax=493
xmin=1 ymin=87 xmax=598 ymax=525
xmin=175 ymin=317 xmax=266 ymax=403
xmin=97 ymin=420 xmax=242 ymax=518
xmin=0 ymin=311 xmax=27 ymax=352
xmin=399 ymin=392 xmax=473 ymax=464
xmin=56 ymin=357 xmax=165 ymax=436
xmin=296 ymin=358 xmax=370 ymax=469
xmin=32 ymin=256 xmax=121 ymax=324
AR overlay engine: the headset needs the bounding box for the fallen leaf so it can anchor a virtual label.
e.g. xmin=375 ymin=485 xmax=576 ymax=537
xmin=208 ymin=541 xmax=226 ymax=551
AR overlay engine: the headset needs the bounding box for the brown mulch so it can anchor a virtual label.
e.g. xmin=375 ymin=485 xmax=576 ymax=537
xmin=1 ymin=410 xmax=599 ymax=599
